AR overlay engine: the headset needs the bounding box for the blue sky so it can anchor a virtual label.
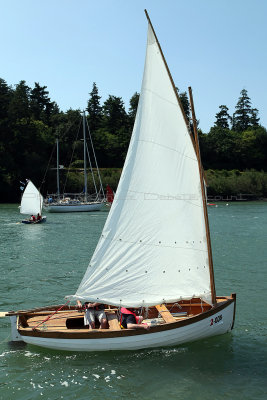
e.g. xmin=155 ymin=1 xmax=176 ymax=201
xmin=1 ymin=0 xmax=266 ymax=132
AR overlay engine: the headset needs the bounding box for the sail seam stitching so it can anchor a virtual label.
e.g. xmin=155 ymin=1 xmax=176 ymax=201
xmin=138 ymin=139 xmax=197 ymax=162
xmin=99 ymin=237 xmax=208 ymax=252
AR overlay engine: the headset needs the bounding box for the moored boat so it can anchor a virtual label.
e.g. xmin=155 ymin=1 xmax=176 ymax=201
xmin=44 ymin=111 xmax=105 ymax=213
xmin=46 ymin=200 xmax=103 ymax=213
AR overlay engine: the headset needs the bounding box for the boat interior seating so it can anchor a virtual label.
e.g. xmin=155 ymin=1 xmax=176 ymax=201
xmin=15 ymin=300 xmax=216 ymax=333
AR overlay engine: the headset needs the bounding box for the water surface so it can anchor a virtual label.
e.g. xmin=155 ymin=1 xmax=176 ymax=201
xmin=0 ymin=203 xmax=266 ymax=399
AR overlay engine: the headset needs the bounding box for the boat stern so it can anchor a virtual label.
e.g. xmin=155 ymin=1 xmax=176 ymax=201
xmin=10 ymin=315 xmax=24 ymax=342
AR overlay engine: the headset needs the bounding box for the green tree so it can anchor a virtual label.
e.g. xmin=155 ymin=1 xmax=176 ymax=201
xmin=0 ymin=78 xmax=12 ymax=120
xmin=201 ymin=127 xmax=237 ymax=170
xmin=0 ymin=78 xmax=13 ymax=154
xmin=250 ymin=108 xmax=260 ymax=128
xmin=8 ymin=80 xmax=31 ymax=122
xmin=87 ymin=82 xmax=102 ymax=133
xmin=93 ymin=95 xmax=129 ymax=166
xmin=0 ymin=79 xmax=14 ymax=201
xmin=178 ymin=90 xmax=191 ymax=122
xmin=30 ymin=82 xmax=58 ymax=124
xmin=232 ymin=89 xmax=260 ymax=132
xmin=102 ymin=95 xmax=128 ymax=134
xmin=237 ymin=127 xmax=267 ymax=170
xmin=49 ymin=109 xmax=83 ymax=171
xmin=214 ymin=105 xmax=232 ymax=129
xmin=128 ymin=92 xmax=139 ymax=128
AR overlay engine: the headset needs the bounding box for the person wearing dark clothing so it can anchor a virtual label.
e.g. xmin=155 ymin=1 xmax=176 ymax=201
xmin=77 ymin=301 xmax=107 ymax=329
xmin=120 ymin=307 xmax=149 ymax=330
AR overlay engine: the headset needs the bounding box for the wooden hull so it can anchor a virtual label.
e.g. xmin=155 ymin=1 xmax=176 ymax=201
xmin=13 ymin=295 xmax=236 ymax=352
xmin=45 ymin=203 xmax=103 ymax=213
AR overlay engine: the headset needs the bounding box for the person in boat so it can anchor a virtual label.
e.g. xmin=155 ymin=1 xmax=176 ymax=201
xmin=37 ymin=213 xmax=42 ymax=221
xmin=30 ymin=215 xmax=36 ymax=222
xmin=120 ymin=307 xmax=150 ymax=330
xmin=77 ymin=301 xmax=108 ymax=329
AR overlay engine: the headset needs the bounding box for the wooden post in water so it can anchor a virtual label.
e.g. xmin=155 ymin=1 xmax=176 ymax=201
xmin=188 ymin=87 xmax=217 ymax=305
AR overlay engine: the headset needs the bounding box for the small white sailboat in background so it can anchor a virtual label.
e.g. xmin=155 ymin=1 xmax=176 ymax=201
xmin=44 ymin=112 xmax=105 ymax=213
xmin=20 ymin=180 xmax=46 ymax=224
xmin=4 ymin=10 xmax=236 ymax=351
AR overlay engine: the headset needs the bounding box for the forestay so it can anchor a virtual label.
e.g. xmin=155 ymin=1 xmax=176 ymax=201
xmin=20 ymin=180 xmax=43 ymax=215
xmin=70 ymin=23 xmax=212 ymax=307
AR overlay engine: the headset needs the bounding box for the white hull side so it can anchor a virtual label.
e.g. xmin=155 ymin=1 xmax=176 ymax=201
xmin=20 ymin=302 xmax=234 ymax=351
xmin=45 ymin=203 xmax=103 ymax=213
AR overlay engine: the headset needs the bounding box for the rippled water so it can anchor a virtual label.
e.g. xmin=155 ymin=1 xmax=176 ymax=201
xmin=0 ymin=203 xmax=266 ymax=399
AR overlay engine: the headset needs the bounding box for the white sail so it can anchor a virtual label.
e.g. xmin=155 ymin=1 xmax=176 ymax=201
xmin=20 ymin=180 xmax=43 ymax=215
xmin=71 ymin=23 xmax=212 ymax=307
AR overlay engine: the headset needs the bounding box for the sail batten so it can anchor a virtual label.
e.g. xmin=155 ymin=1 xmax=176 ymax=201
xmin=70 ymin=23 xmax=212 ymax=306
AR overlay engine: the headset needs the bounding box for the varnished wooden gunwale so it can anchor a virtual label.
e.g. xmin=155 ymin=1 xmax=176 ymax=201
xmin=18 ymin=296 xmax=235 ymax=340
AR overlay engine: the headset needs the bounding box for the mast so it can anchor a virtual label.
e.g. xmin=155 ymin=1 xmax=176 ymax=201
xmin=85 ymin=118 xmax=105 ymax=199
xmin=83 ymin=111 xmax=88 ymax=202
xmin=56 ymin=138 xmax=60 ymax=200
xmin=188 ymin=87 xmax=217 ymax=305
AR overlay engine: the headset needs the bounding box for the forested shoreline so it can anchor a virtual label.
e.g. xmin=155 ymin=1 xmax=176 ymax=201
xmin=0 ymin=78 xmax=266 ymax=202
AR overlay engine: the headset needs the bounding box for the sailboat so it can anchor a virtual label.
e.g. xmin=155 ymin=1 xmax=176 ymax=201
xmin=20 ymin=180 xmax=46 ymax=224
xmin=5 ymin=11 xmax=236 ymax=350
xmin=44 ymin=112 xmax=105 ymax=212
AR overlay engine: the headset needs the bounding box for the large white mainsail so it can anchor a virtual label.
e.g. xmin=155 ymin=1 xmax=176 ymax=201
xmin=71 ymin=23 xmax=212 ymax=307
xmin=20 ymin=180 xmax=43 ymax=216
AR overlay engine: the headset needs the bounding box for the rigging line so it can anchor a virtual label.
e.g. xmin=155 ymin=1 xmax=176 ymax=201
xmin=62 ymin=119 xmax=82 ymax=195
xmin=138 ymin=139 xmax=197 ymax=162
xmin=58 ymin=116 xmax=81 ymax=140
xmin=32 ymin=300 xmax=71 ymax=331
xmin=31 ymin=312 xmax=80 ymax=321
xmin=40 ymin=115 xmax=83 ymax=194
xmin=0 ymin=333 xmax=11 ymax=344
xmin=85 ymin=142 xmax=98 ymax=196
xmin=169 ymin=302 xmax=183 ymax=311
xmin=185 ymin=199 xmax=203 ymax=209
xmin=143 ymin=87 xmax=185 ymax=110
xmin=85 ymin=118 xmax=105 ymax=197
xmin=39 ymin=141 xmax=57 ymax=193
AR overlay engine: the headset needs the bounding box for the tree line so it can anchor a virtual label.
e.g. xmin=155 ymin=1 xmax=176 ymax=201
xmin=0 ymin=77 xmax=266 ymax=202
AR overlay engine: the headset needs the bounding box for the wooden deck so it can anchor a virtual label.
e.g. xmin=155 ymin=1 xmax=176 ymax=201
xmin=16 ymin=300 xmax=214 ymax=333
xmin=7 ymin=297 xmax=234 ymax=337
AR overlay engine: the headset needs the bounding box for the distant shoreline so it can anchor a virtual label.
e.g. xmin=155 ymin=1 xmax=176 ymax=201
xmin=1 ymin=168 xmax=267 ymax=203
xmin=207 ymin=195 xmax=267 ymax=202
